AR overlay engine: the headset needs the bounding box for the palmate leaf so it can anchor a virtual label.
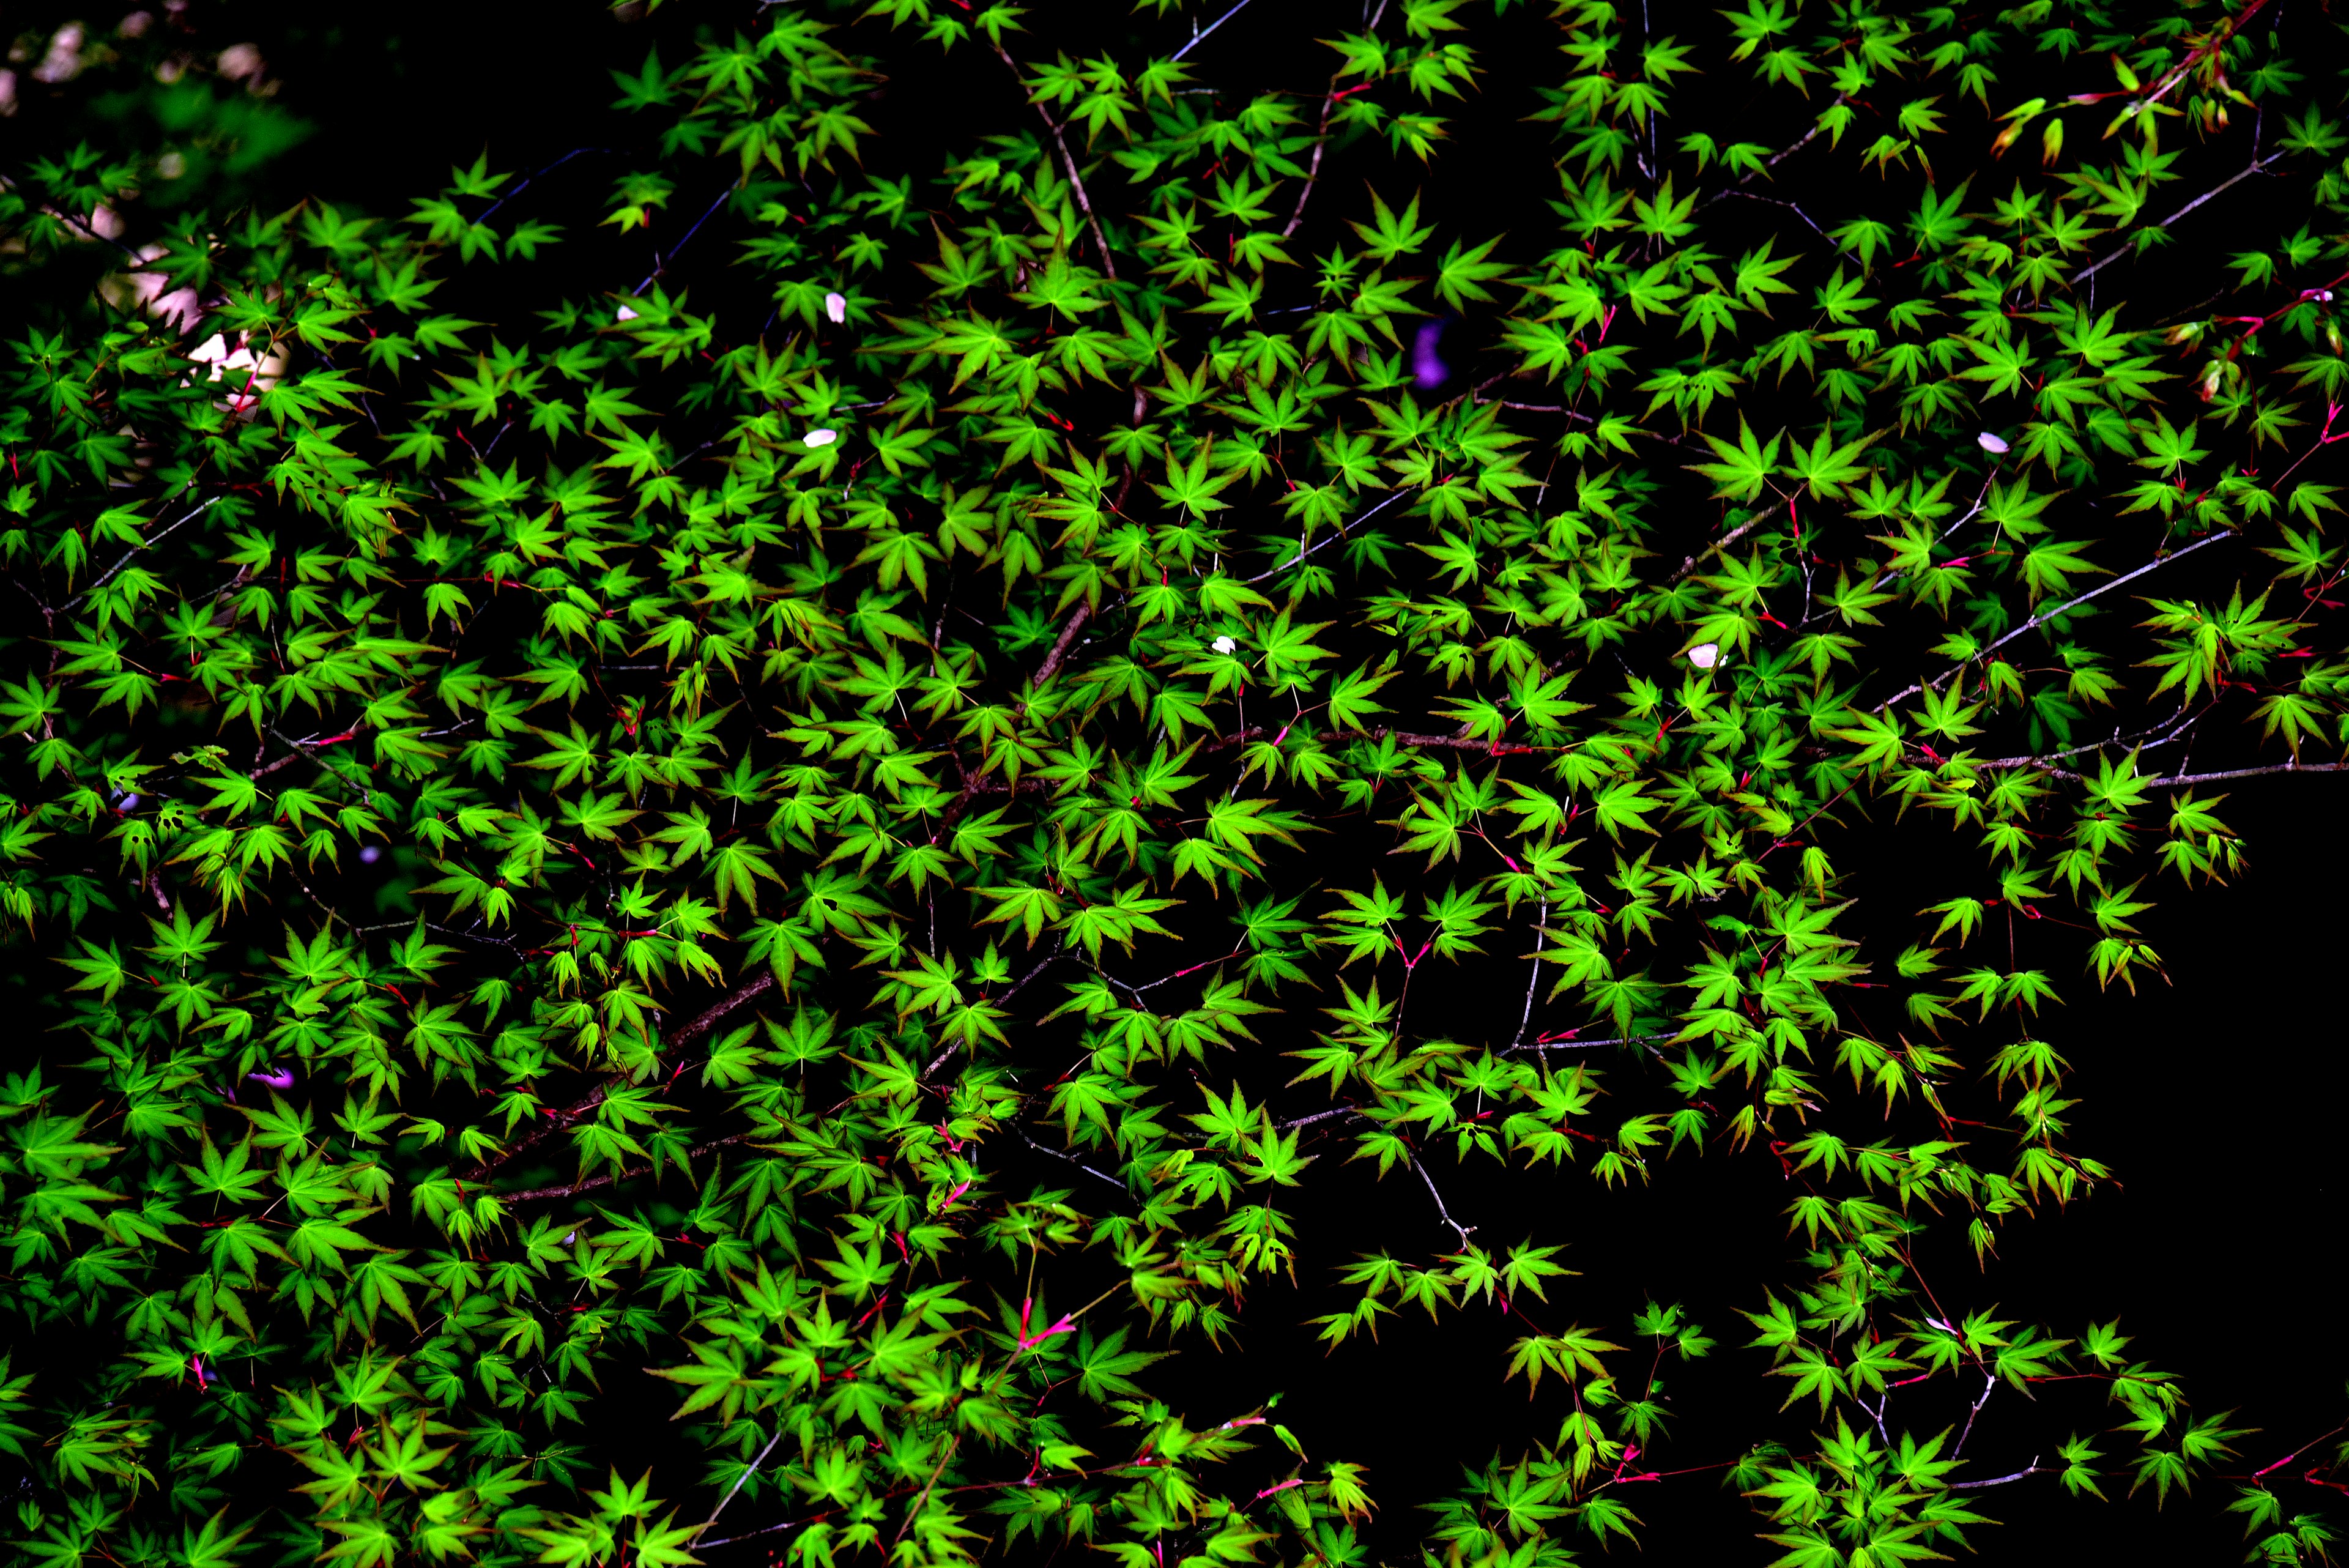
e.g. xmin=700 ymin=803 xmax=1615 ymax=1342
xmin=1690 ymin=418 xmax=1784 ymax=501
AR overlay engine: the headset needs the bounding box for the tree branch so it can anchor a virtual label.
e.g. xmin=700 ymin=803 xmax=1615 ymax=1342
xmin=464 ymin=973 xmax=776 ymax=1186
xmin=691 ymin=1425 xmax=789 ymax=1547
xmin=1507 ymin=1033 xmax=1675 ymax=1055
xmin=1018 ymin=1129 xmax=1127 ymax=1195
xmin=1696 ymin=95 xmax=1848 ymax=210
xmin=998 ymin=50 xmax=1118 ymax=280
xmin=1668 ymin=494 xmax=1792 ymax=585
xmin=671 ymin=972 xmax=778 ymax=1049
xmin=1170 ymin=0 xmax=1260 ymax=61
xmin=1951 ymin=1458 xmax=2044 ymax=1490
xmin=503 ymin=1135 xmax=744 ymax=1205
xmin=1953 ymin=1369 xmax=1997 ymax=1457
xmin=1031 ymin=602 xmax=1091 ymax=687
xmin=1874 ymin=530 xmax=2234 ymax=715
xmin=2075 ymin=151 xmax=2285 ymax=285
xmin=1510 ymin=899 xmax=1546 ymax=1048
xmin=58 ymin=496 xmax=220 ymax=617
xmin=1243 ymin=489 xmax=1411 ymax=584
xmin=1416 ymin=1159 xmax=1476 ymax=1249
xmin=2142 ymin=759 xmax=2349 ymax=787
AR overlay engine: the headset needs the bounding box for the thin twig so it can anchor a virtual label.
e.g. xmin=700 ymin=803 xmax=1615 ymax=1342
xmin=635 ymin=185 xmax=737 ymax=294
xmin=1279 ymin=1107 xmax=1363 ymax=1131
xmin=58 ymin=496 xmax=220 ymax=616
xmin=1953 ymin=1370 xmax=1997 ymax=1457
xmin=1696 ymin=95 xmax=1849 ymax=210
xmin=1031 ymin=603 xmax=1092 ymax=687
xmin=477 ymin=146 xmax=608 ymax=226
xmin=1416 ymin=1159 xmax=1476 ymax=1249
xmin=691 ymin=1425 xmax=788 ymax=1546
xmin=998 ymin=50 xmax=1118 ymax=279
xmin=1171 ymin=0 xmax=1259 ymax=61
xmin=503 ymin=1135 xmax=744 ymax=1205
xmin=1018 ymin=1129 xmax=1127 ymax=1195
xmin=463 ymin=974 xmax=775 ymax=1184
xmin=1510 ymin=900 xmax=1546 ymax=1049
xmin=672 ymin=972 xmax=778 ymax=1048
xmin=1874 ymin=531 xmax=2233 ymax=715
xmin=1507 ymin=1032 xmax=1675 ymax=1055
xmin=922 ymin=948 xmax=1063 ymax=1080
xmin=2142 ymin=759 xmax=2349 ymax=787
xmin=1243 ymin=489 xmax=1410 ymax=584
xmin=1718 ymin=189 xmax=1830 ymax=240
xmin=697 ymin=1518 xmax=801 ymax=1551
xmin=1667 ymin=494 xmax=1792 ymax=585
xmin=1951 ymin=1458 xmax=2044 ymax=1490
xmin=2074 ymin=152 xmax=2285 ymax=284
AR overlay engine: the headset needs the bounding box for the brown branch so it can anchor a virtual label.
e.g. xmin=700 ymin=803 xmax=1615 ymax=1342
xmin=670 ymin=972 xmax=777 ymax=1049
xmin=1031 ymin=603 xmax=1091 ymax=688
xmin=1668 ymin=494 xmax=1793 ymax=585
xmin=1211 ymin=722 xmax=1554 ymax=757
xmin=1278 ymin=0 xmax=1393 ymax=238
xmin=57 ymin=496 xmax=220 ymax=617
xmin=997 ymin=49 xmax=1118 ymax=281
xmin=502 ymin=1134 xmax=744 ymax=1205
xmin=1278 ymin=1106 xmax=1363 ymax=1131
xmin=1282 ymin=80 xmax=1348 ymax=241
xmin=1697 ymin=95 xmax=1849 ymax=210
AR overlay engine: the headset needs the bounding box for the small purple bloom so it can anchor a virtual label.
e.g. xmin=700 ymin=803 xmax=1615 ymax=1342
xmin=247 ymin=1065 xmax=295 ymax=1091
xmin=358 ymin=844 xmax=382 ymax=864
xmin=1412 ymin=319 xmax=1450 ymax=390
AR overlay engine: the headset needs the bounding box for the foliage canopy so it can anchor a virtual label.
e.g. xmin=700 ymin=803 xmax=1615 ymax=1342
xmin=4 ymin=0 xmax=2349 ymax=1564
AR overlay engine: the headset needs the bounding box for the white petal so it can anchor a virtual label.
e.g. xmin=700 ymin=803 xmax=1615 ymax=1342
xmin=615 ymin=305 xmax=639 ymax=322
xmin=1211 ymin=635 xmax=1238 ymax=655
xmin=1687 ymin=642 xmax=1720 ymax=669
xmin=1976 ymin=431 xmax=2009 ymax=454
xmin=825 ymin=291 xmax=848 ymax=324
xmin=803 ymin=428 xmax=838 ymax=448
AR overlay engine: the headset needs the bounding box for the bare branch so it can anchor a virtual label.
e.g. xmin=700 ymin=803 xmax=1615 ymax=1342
xmin=691 ymin=1426 xmax=789 ymax=1547
xmin=1953 ymin=1369 xmax=1997 ymax=1457
xmin=1031 ymin=602 xmax=1091 ymax=688
xmin=998 ymin=50 xmax=1118 ymax=280
xmin=1018 ymin=1129 xmax=1127 ymax=1195
xmin=1244 ymin=489 xmax=1411 ymax=585
xmin=1510 ymin=899 xmax=1546 ymax=1048
xmin=1874 ymin=531 xmax=2234 ymax=715
xmin=1951 ymin=1458 xmax=2045 ymax=1490
xmin=1170 ymin=0 xmax=1260 ymax=61
xmin=1416 ymin=1159 xmax=1476 ymax=1249
xmin=1507 ymin=1033 xmax=1675 ymax=1055
xmin=1696 ymin=95 xmax=1849 ymax=210
xmin=2076 ymin=152 xmax=2285 ymax=285
xmin=2142 ymin=759 xmax=2349 ymax=787
xmin=671 ymin=972 xmax=778 ymax=1049
xmin=1668 ymin=495 xmax=1793 ymax=585
xmin=59 ymin=496 xmax=221 ymax=617
xmin=503 ymin=1135 xmax=744 ymax=1205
